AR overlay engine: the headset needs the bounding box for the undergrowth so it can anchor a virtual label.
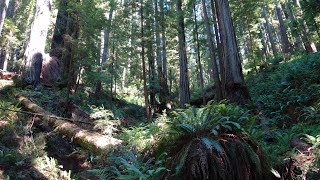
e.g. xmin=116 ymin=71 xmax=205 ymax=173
xmin=95 ymin=101 xmax=274 ymax=179
xmin=0 ymin=90 xmax=72 ymax=179
xmin=246 ymin=52 xmax=320 ymax=177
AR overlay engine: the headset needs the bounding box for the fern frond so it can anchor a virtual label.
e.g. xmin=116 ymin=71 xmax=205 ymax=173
xmin=200 ymin=137 xmax=223 ymax=154
xmin=176 ymin=123 xmax=196 ymax=134
xmin=174 ymin=140 xmax=193 ymax=175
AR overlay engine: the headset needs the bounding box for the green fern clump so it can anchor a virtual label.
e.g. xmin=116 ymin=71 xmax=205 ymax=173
xmin=118 ymin=120 xmax=166 ymax=152
xmin=91 ymin=149 xmax=167 ymax=180
xmin=158 ymin=102 xmax=272 ymax=180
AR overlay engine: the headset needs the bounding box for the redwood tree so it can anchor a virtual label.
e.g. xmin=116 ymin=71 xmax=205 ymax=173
xmin=201 ymin=0 xmax=222 ymax=101
xmin=22 ymin=0 xmax=51 ymax=85
xmin=141 ymin=0 xmax=151 ymax=123
xmin=0 ymin=0 xmax=10 ymax=35
xmin=215 ymin=0 xmax=250 ymax=105
xmin=176 ymin=0 xmax=190 ymax=108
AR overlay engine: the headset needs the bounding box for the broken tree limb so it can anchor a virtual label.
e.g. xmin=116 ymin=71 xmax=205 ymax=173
xmin=16 ymin=94 xmax=121 ymax=154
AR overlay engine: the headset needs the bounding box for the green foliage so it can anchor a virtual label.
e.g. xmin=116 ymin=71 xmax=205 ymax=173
xmin=112 ymin=102 xmax=270 ymax=179
xmin=300 ymin=103 xmax=320 ymax=123
xmin=118 ymin=121 xmax=163 ymax=152
xmin=33 ymin=156 xmax=73 ymax=180
xmin=246 ymin=53 xmax=320 ymax=176
xmin=97 ymin=150 xmax=167 ymax=180
xmin=247 ymin=53 xmax=320 ymax=127
xmin=300 ymin=0 xmax=320 ymax=34
xmin=302 ymin=134 xmax=320 ymax=150
xmin=165 ymin=101 xmax=252 ymax=139
xmin=0 ymin=101 xmax=19 ymax=122
xmin=154 ymin=102 xmax=271 ymax=179
xmin=90 ymin=105 xmax=120 ymax=136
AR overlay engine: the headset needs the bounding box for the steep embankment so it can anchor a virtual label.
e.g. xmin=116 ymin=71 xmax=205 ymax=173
xmin=246 ymin=52 xmax=320 ymax=179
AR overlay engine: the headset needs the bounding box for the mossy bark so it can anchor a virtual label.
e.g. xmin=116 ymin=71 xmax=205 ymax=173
xmin=16 ymin=94 xmax=121 ymax=153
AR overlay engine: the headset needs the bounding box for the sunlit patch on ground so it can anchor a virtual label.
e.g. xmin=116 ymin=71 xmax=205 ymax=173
xmin=0 ymin=80 xmax=14 ymax=90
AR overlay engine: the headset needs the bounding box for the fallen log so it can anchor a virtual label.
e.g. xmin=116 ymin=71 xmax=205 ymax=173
xmin=16 ymin=94 xmax=121 ymax=154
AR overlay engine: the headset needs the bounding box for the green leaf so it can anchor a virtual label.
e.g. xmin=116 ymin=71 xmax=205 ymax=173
xmin=176 ymin=124 xmax=195 ymax=134
xmin=221 ymin=124 xmax=232 ymax=131
xmin=224 ymin=121 xmax=241 ymax=129
xmin=175 ymin=140 xmax=193 ymax=175
xmin=211 ymin=129 xmax=219 ymax=136
xmin=200 ymin=137 xmax=223 ymax=153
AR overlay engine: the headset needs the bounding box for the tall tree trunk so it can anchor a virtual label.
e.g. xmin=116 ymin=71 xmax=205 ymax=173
xmin=22 ymin=0 xmax=51 ymax=85
xmin=95 ymin=2 xmax=114 ymax=95
xmin=101 ymin=4 xmax=114 ymax=65
xmin=110 ymin=38 xmax=115 ymax=105
xmin=122 ymin=5 xmax=135 ymax=89
xmin=262 ymin=5 xmax=278 ymax=57
xmin=259 ymin=22 xmax=270 ymax=60
xmin=2 ymin=0 xmax=19 ymax=71
xmin=294 ymin=0 xmax=317 ymax=53
xmin=276 ymin=3 xmax=293 ymax=54
xmin=193 ymin=1 xmax=205 ymax=105
xmin=176 ymin=0 xmax=190 ymax=108
xmin=215 ymin=0 xmax=250 ymax=105
xmin=0 ymin=0 xmax=10 ymax=35
xmin=285 ymin=0 xmax=305 ymax=52
xmin=210 ymin=0 xmax=224 ymax=87
xmin=2 ymin=35 xmax=11 ymax=71
xmin=159 ymin=0 xmax=169 ymax=102
xmin=146 ymin=0 xmax=156 ymax=109
xmin=155 ymin=0 xmax=168 ymax=106
xmin=51 ymin=0 xmax=79 ymax=87
xmin=201 ymin=0 xmax=222 ymax=101
xmin=141 ymin=0 xmax=151 ymax=123
xmin=51 ymin=0 xmax=68 ymax=50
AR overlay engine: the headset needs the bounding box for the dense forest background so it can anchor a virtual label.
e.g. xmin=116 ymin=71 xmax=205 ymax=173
xmin=0 ymin=0 xmax=319 ymax=179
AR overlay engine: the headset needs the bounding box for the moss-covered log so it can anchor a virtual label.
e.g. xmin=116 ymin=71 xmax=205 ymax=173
xmin=16 ymin=94 xmax=121 ymax=153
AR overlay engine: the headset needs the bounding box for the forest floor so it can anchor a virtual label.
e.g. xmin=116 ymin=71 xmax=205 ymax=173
xmin=0 ymin=82 xmax=101 ymax=179
xmin=0 ymin=53 xmax=320 ymax=179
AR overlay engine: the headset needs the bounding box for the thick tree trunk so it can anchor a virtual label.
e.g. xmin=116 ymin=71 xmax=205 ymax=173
xmin=262 ymin=5 xmax=278 ymax=57
xmin=276 ymin=3 xmax=293 ymax=54
xmin=160 ymin=0 xmax=167 ymax=82
xmin=176 ymin=0 xmax=190 ymax=108
xmin=16 ymin=94 xmax=121 ymax=153
xmin=215 ymin=0 xmax=250 ymax=105
xmin=51 ymin=0 xmax=68 ymax=51
xmin=22 ymin=0 xmax=51 ymax=85
xmin=122 ymin=5 xmax=135 ymax=89
xmin=211 ymin=0 xmax=225 ymax=86
xmin=193 ymin=2 xmax=205 ymax=105
xmin=101 ymin=5 xmax=114 ymax=65
xmin=155 ymin=0 xmax=168 ymax=105
xmin=95 ymin=3 xmax=114 ymax=95
xmin=51 ymin=0 xmax=79 ymax=87
xmin=159 ymin=0 xmax=169 ymax=105
xmin=202 ymin=0 xmax=222 ymax=101
xmin=141 ymin=0 xmax=151 ymax=123
xmin=146 ymin=0 xmax=156 ymax=109
xmin=0 ymin=0 xmax=10 ymax=35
